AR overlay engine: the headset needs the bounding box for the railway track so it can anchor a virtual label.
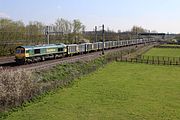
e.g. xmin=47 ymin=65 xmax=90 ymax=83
xmin=0 ymin=56 xmax=15 ymax=64
xmin=0 ymin=43 xmax=157 ymax=71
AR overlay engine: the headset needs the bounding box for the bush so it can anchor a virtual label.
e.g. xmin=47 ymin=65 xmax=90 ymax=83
xmin=41 ymin=57 xmax=106 ymax=82
xmin=0 ymin=69 xmax=35 ymax=111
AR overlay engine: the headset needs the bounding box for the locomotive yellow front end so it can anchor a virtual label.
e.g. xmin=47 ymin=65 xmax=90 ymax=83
xmin=15 ymin=46 xmax=26 ymax=64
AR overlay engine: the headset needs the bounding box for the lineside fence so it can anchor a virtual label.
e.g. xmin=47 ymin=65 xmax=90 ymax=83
xmin=118 ymin=55 xmax=180 ymax=66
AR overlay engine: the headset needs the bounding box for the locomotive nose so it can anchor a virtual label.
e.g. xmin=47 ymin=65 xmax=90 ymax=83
xmin=15 ymin=53 xmax=25 ymax=59
xmin=15 ymin=47 xmax=25 ymax=63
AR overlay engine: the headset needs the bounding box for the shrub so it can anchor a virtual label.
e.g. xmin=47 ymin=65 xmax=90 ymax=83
xmin=40 ymin=57 xmax=106 ymax=82
xmin=0 ymin=69 xmax=35 ymax=111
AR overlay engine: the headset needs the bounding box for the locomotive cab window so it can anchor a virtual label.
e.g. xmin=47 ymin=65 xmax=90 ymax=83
xmin=16 ymin=48 xmax=25 ymax=54
xmin=58 ymin=48 xmax=64 ymax=52
xmin=16 ymin=49 xmax=21 ymax=54
xmin=34 ymin=49 xmax=40 ymax=54
xmin=21 ymin=49 xmax=25 ymax=53
xmin=26 ymin=50 xmax=29 ymax=53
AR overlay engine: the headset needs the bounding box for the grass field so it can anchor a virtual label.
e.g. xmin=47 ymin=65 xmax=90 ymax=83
xmin=3 ymin=62 xmax=180 ymax=120
xmin=143 ymin=48 xmax=180 ymax=57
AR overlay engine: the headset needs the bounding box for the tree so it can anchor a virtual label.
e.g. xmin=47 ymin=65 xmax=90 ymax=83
xmin=72 ymin=19 xmax=83 ymax=33
xmin=131 ymin=26 xmax=147 ymax=34
xmin=0 ymin=18 xmax=27 ymax=55
xmin=55 ymin=18 xmax=72 ymax=34
xmin=26 ymin=21 xmax=44 ymax=44
xmin=0 ymin=18 xmax=87 ymax=55
xmin=82 ymin=25 xmax=86 ymax=33
xmin=71 ymin=19 xmax=85 ymax=43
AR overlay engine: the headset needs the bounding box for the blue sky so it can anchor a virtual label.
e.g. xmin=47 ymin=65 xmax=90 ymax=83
xmin=0 ymin=0 xmax=179 ymax=33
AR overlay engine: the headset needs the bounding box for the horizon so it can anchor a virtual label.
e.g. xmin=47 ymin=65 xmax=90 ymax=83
xmin=0 ymin=0 xmax=179 ymax=33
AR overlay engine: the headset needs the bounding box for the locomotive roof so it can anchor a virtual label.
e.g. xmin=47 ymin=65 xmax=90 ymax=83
xmin=17 ymin=44 xmax=66 ymax=50
xmin=67 ymin=44 xmax=78 ymax=46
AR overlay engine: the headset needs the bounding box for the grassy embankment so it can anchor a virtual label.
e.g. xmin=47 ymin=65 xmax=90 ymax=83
xmin=3 ymin=62 xmax=180 ymax=120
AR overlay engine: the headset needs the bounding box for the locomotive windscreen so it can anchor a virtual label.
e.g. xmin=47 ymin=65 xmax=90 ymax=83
xmin=16 ymin=48 xmax=25 ymax=54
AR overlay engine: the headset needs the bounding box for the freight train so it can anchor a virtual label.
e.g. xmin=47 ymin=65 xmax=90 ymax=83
xmin=15 ymin=38 xmax=155 ymax=64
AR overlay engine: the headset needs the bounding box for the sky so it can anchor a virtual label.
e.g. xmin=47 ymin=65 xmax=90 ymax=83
xmin=0 ymin=0 xmax=179 ymax=33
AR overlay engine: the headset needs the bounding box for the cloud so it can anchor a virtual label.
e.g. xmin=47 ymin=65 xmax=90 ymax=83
xmin=0 ymin=12 xmax=10 ymax=19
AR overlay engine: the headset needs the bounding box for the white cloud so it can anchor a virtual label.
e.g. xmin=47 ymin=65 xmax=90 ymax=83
xmin=0 ymin=12 xmax=10 ymax=19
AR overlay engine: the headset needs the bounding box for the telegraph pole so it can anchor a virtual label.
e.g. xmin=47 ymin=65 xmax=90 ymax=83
xmin=136 ymin=27 xmax=138 ymax=39
xmin=95 ymin=26 xmax=97 ymax=42
xmin=46 ymin=26 xmax=50 ymax=44
xmin=102 ymin=24 xmax=105 ymax=55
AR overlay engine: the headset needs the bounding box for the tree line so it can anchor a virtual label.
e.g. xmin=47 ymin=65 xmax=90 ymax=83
xmin=0 ymin=18 xmax=85 ymax=56
xmin=0 ymin=17 xmax=150 ymax=56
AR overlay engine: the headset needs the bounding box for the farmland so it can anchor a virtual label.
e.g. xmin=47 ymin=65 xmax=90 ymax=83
xmin=143 ymin=48 xmax=180 ymax=57
xmin=141 ymin=48 xmax=180 ymax=63
xmin=3 ymin=62 xmax=180 ymax=120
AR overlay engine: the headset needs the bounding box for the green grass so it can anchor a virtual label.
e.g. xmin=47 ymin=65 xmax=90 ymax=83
xmin=143 ymin=48 xmax=180 ymax=57
xmin=142 ymin=48 xmax=180 ymax=62
xmin=3 ymin=62 xmax=180 ymax=120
